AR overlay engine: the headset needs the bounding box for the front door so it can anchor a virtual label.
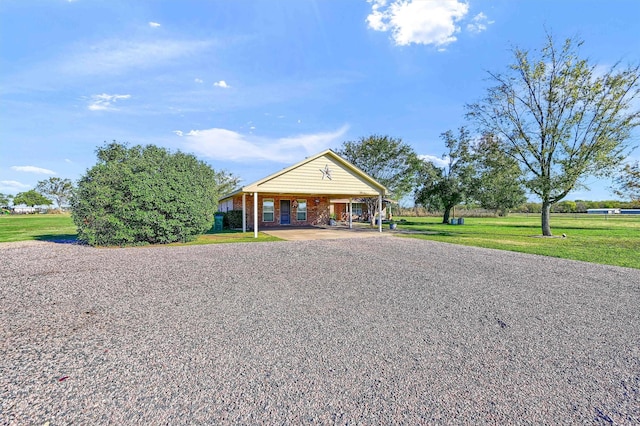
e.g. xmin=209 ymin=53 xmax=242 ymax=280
xmin=280 ymin=200 xmax=290 ymax=225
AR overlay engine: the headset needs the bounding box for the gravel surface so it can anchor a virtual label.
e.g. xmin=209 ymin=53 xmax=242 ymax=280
xmin=1 ymin=237 xmax=639 ymax=424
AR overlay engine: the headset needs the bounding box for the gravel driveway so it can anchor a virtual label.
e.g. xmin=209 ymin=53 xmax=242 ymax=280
xmin=1 ymin=237 xmax=638 ymax=424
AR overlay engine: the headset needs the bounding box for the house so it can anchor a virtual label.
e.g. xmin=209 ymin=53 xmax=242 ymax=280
xmin=218 ymin=149 xmax=388 ymax=237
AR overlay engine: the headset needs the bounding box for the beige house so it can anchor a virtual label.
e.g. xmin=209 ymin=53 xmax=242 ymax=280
xmin=218 ymin=149 xmax=387 ymax=237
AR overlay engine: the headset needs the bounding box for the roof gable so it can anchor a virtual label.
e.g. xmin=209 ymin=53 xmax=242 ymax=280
xmin=240 ymin=150 xmax=386 ymax=196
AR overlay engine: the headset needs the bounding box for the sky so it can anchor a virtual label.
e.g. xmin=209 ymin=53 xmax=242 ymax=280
xmin=1 ymin=0 xmax=639 ymax=203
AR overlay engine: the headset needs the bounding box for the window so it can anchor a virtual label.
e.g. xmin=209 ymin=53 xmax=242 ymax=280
xmin=352 ymin=203 xmax=363 ymax=216
xmin=296 ymin=199 xmax=307 ymax=221
xmin=218 ymin=199 xmax=233 ymax=212
xmin=263 ymin=199 xmax=274 ymax=222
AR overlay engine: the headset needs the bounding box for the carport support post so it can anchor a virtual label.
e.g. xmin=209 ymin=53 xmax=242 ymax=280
xmin=378 ymin=194 xmax=382 ymax=233
xmin=349 ymin=198 xmax=353 ymax=229
xmin=253 ymin=192 xmax=258 ymax=238
xmin=242 ymin=193 xmax=247 ymax=233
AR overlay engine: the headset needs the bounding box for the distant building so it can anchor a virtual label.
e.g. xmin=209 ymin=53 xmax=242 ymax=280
xmin=586 ymin=208 xmax=640 ymax=215
xmin=11 ymin=206 xmax=37 ymax=214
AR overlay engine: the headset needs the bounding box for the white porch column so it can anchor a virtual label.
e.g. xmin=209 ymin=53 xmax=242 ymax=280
xmin=349 ymin=198 xmax=353 ymax=229
xmin=378 ymin=194 xmax=383 ymax=233
xmin=242 ymin=193 xmax=247 ymax=233
xmin=254 ymin=192 xmax=259 ymax=238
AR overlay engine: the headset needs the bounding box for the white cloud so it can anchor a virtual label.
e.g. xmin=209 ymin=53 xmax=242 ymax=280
xmin=88 ymin=93 xmax=131 ymax=111
xmin=173 ymin=130 xmax=184 ymax=137
xmin=466 ymin=12 xmax=494 ymax=34
xmin=149 ymin=22 xmax=161 ymax=28
xmin=367 ymin=0 xmax=470 ymax=47
xmin=59 ymin=39 xmax=213 ymax=76
xmin=214 ymin=80 xmax=231 ymax=88
xmin=194 ymin=78 xmax=204 ymax=83
xmin=64 ymin=158 xmax=73 ymax=163
xmin=176 ymin=125 xmax=349 ymax=163
xmin=419 ymin=154 xmax=449 ymax=168
xmin=10 ymin=166 xmax=56 ymax=175
xmin=0 ymin=180 xmax=31 ymax=192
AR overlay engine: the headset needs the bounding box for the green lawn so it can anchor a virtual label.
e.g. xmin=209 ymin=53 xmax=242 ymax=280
xmin=0 ymin=214 xmax=78 ymax=243
xmin=395 ymin=214 xmax=640 ymax=269
xmin=168 ymin=229 xmax=281 ymax=245
xmin=2 ymin=213 xmax=639 ymax=268
xmin=0 ymin=214 xmax=280 ymax=245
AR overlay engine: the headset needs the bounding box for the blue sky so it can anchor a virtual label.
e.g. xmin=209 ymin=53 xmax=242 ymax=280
xmin=1 ymin=0 xmax=639 ymax=202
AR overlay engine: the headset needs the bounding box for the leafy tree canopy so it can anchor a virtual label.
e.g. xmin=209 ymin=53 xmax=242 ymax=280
xmin=613 ymin=161 xmax=640 ymax=201
xmin=71 ymin=141 xmax=237 ymax=246
xmin=36 ymin=177 xmax=74 ymax=208
xmin=13 ymin=189 xmax=52 ymax=207
xmin=471 ymin=133 xmax=527 ymax=216
xmin=467 ymin=33 xmax=640 ymax=235
xmin=336 ymin=134 xmax=421 ymax=225
xmin=415 ymin=128 xmax=476 ymax=224
xmin=0 ymin=193 xmax=13 ymax=207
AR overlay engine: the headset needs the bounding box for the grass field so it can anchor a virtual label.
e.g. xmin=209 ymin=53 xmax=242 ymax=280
xmin=1 ymin=213 xmax=638 ymax=268
xmin=0 ymin=214 xmax=77 ymax=243
xmin=395 ymin=214 xmax=640 ymax=269
xmin=0 ymin=214 xmax=280 ymax=245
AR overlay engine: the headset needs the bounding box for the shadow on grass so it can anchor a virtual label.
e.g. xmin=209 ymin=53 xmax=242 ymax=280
xmin=398 ymin=220 xmax=443 ymax=226
xmin=204 ymin=228 xmax=244 ymax=235
xmin=34 ymin=234 xmax=79 ymax=244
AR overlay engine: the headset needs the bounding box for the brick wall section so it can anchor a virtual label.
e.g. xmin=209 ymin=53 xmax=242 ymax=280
xmin=232 ymin=194 xmax=331 ymax=228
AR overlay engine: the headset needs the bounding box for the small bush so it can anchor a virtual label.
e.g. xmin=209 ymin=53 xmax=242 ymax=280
xmin=224 ymin=210 xmax=243 ymax=229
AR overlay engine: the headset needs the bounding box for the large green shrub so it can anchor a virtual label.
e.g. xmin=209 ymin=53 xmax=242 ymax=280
xmin=71 ymin=142 xmax=224 ymax=246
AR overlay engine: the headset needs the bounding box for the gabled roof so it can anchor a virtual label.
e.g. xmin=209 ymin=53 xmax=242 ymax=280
xmin=220 ymin=149 xmax=386 ymax=199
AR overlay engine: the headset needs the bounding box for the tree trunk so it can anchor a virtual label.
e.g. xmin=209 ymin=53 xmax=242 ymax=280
xmin=442 ymin=206 xmax=451 ymax=224
xmin=366 ymin=199 xmax=377 ymax=226
xmin=541 ymin=200 xmax=552 ymax=236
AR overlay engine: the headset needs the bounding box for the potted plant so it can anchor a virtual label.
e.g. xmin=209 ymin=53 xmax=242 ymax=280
xmin=329 ymin=213 xmax=337 ymax=226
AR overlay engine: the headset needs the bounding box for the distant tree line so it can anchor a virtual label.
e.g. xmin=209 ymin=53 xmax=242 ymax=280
xmin=1 ymin=177 xmax=75 ymax=210
xmin=514 ymin=199 xmax=640 ymax=214
xmin=394 ymin=199 xmax=639 ymax=217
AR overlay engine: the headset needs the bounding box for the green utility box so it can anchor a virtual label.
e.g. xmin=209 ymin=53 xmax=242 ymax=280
xmin=213 ymin=213 xmax=224 ymax=232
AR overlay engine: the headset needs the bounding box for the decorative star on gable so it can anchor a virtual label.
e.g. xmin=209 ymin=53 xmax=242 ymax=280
xmin=320 ymin=164 xmax=332 ymax=180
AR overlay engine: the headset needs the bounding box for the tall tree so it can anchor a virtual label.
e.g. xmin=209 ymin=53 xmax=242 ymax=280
xmin=415 ymin=128 xmax=475 ymax=224
xmin=36 ymin=177 xmax=74 ymax=209
xmin=71 ymin=142 xmax=235 ymax=246
xmin=471 ymin=133 xmax=526 ymax=216
xmin=0 ymin=193 xmax=13 ymax=208
xmin=214 ymin=169 xmax=241 ymax=198
xmin=13 ymin=189 xmax=52 ymax=207
xmin=613 ymin=161 xmax=640 ymax=202
xmin=336 ymin=135 xmax=421 ymax=225
xmin=467 ymin=34 xmax=640 ymax=235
